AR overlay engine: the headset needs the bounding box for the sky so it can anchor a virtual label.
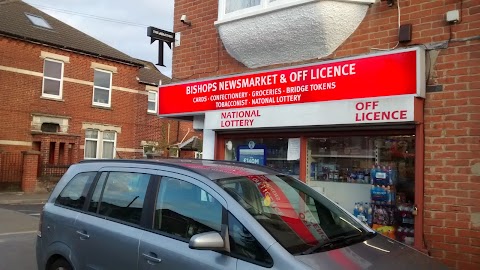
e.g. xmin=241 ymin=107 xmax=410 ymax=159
xmin=23 ymin=0 xmax=175 ymax=77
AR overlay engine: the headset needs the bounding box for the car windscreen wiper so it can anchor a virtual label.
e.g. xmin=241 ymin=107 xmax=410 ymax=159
xmin=301 ymin=231 xmax=376 ymax=255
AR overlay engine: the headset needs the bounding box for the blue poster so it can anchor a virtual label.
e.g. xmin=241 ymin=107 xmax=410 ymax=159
xmin=237 ymin=143 xmax=266 ymax=166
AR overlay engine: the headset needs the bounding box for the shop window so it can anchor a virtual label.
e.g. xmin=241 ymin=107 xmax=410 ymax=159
xmin=42 ymin=59 xmax=64 ymax=99
xmin=84 ymin=129 xmax=116 ymax=159
xmin=306 ymin=135 xmax=415 ymax=246
xmin=92 ymin=69 xmax=112 ymax=107
xmin=223 ymin=138 xmax=300 ymax=178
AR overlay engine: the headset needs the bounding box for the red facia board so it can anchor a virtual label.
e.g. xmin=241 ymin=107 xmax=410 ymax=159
xmin=159 ymin=48 xmax=423 ymax=116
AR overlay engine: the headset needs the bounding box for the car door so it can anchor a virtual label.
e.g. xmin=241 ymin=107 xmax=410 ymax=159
xmin=46 ymin=171 xmax=97 ymax=269
xmin=73 ymin=168 xmax=156 ymax=270
xmin=138 ymin=171 xmax=237 ymax=270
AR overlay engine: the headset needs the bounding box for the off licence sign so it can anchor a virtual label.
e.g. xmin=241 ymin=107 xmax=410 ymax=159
xmin=159 ymin=47 xmax=424 ymax=116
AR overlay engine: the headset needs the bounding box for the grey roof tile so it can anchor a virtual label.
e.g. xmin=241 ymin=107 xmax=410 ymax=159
xmin=137 ymin=59 xmax=171 ymax=86
xmin=0 ymin=0 xmax=143 ymax=66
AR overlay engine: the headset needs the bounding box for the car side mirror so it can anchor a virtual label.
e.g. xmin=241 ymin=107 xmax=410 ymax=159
xmin=189 ymin=231 xmax=225 ymax=251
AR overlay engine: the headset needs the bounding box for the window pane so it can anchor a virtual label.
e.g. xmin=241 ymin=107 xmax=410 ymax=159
xmin=44 ymin=60 xmax=62 ymax=78
xmin=88 ymin=172 xmax=107 ymax=213
xmin=94 ymin=88 xmax=109 ymax=104
xmin=154 ymin=177 xmax=222 ymax=240
xmin=85 ymin=140 xmax=97 ymax=158
xmin=86 ymin=130 xmax=98 ymax=139
xmin=223 ymin=138 xmax=300 ymax=177
xmin=94 ymin=70 xmax=111 ymax=88
xmin=228 ymin=213 xmax=273 ymax=265
xmin=43 ymin=78 xmax=61 ymax=96
xmin=98 ymin=172 xmax=151 ymax=224
xmin=56 ymin=172 xmax=96 ymax=209
xmin=103 ymin=131 xmax=115 ymax=140
xmin=226 ymin=0 xmax=260 ymax=13
xmin=148 ymin=101 xmax=156 ymax=112
xmin=103 ymin=141 xmax=114 ymax=159
xmin=26 ymin=14 xmax=52 ymax=29
xmin=148 ymin=91 xmax=156 ymax=101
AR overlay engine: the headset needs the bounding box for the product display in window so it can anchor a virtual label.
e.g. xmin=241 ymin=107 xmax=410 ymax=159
xmin=307 ymin=135 xmax=415 ymax=246
xmin=223 ymin=138 xmax=300 ymax=178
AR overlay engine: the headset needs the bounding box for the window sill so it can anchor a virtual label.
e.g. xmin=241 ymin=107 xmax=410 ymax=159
xmin=91 ymin=105 xmax=112 ymax=110
xmin=215 ymin=0 xmax=317 ymax=26
xmin=41 ymin=96 xmax=64 ymax=102
xmin=147 ymin=111 xmax=158 ymax=115
xmin=216 ymin=0 xmax=375 ymax=25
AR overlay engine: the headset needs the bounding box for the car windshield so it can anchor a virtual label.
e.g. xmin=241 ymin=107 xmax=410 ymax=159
xmin=217 ymin=174 xmax=371 ymax=255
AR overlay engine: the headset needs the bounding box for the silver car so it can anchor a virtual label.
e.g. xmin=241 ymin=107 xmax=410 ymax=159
xmin=36 ymin=159 xmax=448 ymax=270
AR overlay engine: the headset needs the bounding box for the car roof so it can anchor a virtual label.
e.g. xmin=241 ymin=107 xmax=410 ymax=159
xmin=79 ymin=158 xmax=282 ymax=181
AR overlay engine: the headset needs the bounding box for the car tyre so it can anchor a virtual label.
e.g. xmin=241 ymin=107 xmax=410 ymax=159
xmin=49 ymin=258 xmax=72 ymax=270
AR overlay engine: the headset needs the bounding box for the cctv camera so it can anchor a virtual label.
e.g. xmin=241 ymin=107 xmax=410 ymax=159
xmin=180 ymin=14 xmax=191 ymax=26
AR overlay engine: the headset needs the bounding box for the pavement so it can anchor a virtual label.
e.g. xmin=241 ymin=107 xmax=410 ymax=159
xmin=0 ymin=192 xmax=50 ymax=205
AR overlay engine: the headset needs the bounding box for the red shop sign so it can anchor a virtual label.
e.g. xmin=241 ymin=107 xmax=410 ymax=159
xmin=159 ymin=47 xmax=425 ymax=116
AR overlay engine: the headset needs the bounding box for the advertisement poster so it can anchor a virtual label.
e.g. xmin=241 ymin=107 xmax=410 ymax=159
xmin=287 ymin=138 xmax=301 ymax=160
xmin=237 ymin=142 xmax=266 ymax=165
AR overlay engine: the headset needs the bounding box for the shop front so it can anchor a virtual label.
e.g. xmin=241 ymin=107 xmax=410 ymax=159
xmin=159 ymin=47 xmax=426 ymax=250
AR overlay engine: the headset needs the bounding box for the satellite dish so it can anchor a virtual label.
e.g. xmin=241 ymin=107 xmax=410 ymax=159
xmin=226 ymin=141 xmax=233 ymax=151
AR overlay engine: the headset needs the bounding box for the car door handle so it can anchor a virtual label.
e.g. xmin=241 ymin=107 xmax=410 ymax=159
xmin=76 ymin=230 xmax=90 ymax=240
xmin=142 ymin=253 xmax=162 ymax=264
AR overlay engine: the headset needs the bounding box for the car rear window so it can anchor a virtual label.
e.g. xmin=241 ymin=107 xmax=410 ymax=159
xmin=56 ymin=172 xmax=96 ymax=210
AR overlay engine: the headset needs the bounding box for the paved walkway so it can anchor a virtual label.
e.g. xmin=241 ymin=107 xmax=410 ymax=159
xmin=0 ymin=192 xmax=50 ymax=205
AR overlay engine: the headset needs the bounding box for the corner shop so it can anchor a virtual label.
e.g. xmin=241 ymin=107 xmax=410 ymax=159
xmin=159 ymin=46 xmax=426 ymax=248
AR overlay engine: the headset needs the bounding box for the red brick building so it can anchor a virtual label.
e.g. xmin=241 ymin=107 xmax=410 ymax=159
xmin=0 ymin=1 xmax=201 ymax=191
xmin=164 ymin=0 xmax=479 ymax=269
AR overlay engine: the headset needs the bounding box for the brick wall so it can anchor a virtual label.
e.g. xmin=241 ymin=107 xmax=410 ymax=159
xmin=0 ymin=36 xmax=200 ymax=164
xmin=172 ymin=0 xmax=479 ymax=268
xmin=21 ymin=151 xmax=40 ymax=193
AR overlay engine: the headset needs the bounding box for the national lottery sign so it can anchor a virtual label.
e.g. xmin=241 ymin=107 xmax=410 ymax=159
xmin=158 ymin=47 xmax=425 ymax=116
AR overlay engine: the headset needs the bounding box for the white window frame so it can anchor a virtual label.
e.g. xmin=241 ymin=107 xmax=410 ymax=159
xmin=84 ymin=129 xmax=117 ymax=159
xmin=84 ymin=129 xmax=99 ymax=159
xmin=42 ymin=58 xmax=64 ymax=99
xmin=147 ymin=90 xmax=158 ymax=114
xmin=101 ymin=131 xmax=117 ymax=159
xmin=217 ymin=0 xmax=376 ymax=22
xmin=92 ymin=69 xmax=112 ymax=108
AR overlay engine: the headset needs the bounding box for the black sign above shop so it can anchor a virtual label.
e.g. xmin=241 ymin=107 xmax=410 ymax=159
xmin=147 ymin=26 xmax=175 ymax=67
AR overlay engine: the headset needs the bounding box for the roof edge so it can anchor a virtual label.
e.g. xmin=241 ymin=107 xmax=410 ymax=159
xmin=0 ymin=31 xmax=144 ymax=68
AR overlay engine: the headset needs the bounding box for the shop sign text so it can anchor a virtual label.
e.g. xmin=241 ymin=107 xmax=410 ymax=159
xmin=159 ymin=48 xmax=425 ymax=116
xmin=355 ymin=101 xmax=408 ymax=122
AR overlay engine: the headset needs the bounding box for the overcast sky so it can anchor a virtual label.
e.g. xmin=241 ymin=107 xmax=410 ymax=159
xmin=23 ymin=0 xmax=175 ymax=77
